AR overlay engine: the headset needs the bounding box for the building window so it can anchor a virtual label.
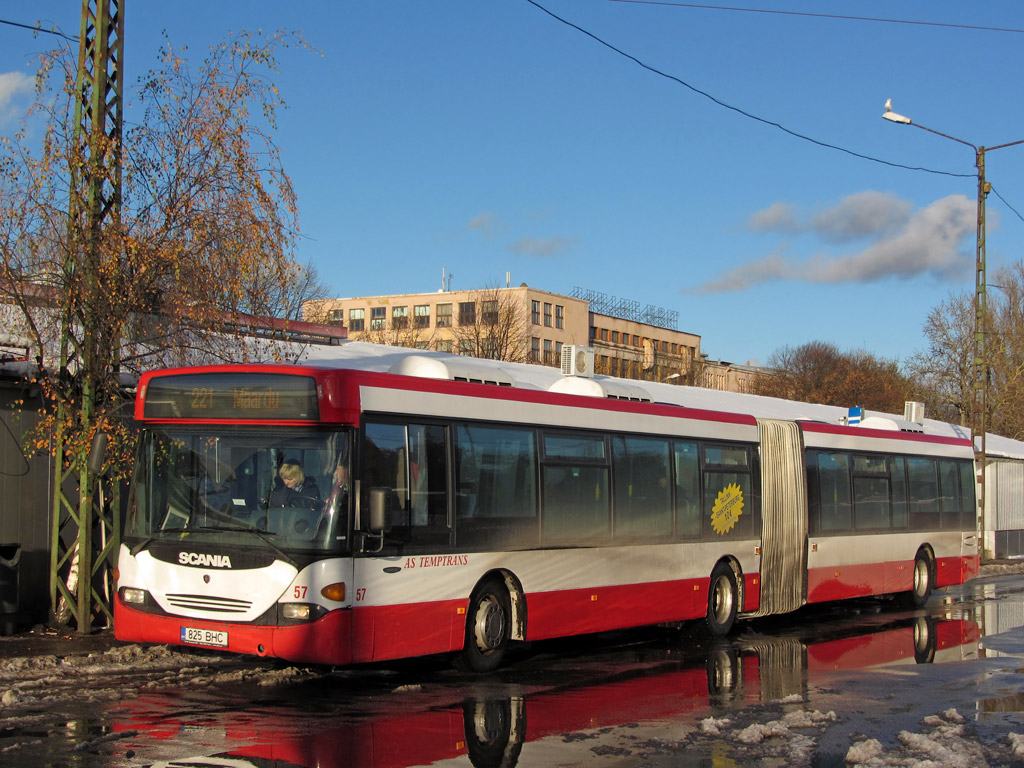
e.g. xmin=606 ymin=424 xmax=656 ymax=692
xmin=414 ymin=304 xmax=430 ymax=328
xmin=531 ymin=337 xmax=541 ymax=362
xmin=611 ymin=331 xmax=619 ymax=343
xmin=662 ymin=341 xmax=669 ymax=353
xmin=329 ymin=309 xmax=344 ymax=323
xmin=459 ymin=301 xmax=476 ymax=326
xmin=555 ymin=341 xmax=563 ymax=359
xmin=532 ymin=300 xmax=541 ymax=325
xmin=543 ymin=339 xmax=553 ymax=365
xmin=436 ymin=339 xmax=453 ymax=353
xmin=460 ymin=339 xmax=475 ymax=355
xmin=481 ymin=299 xmax=498 ymax=325
xmin=555 ymin=305 xmax=564 ymax=329
xmin=601 ymin=328 xmax=608 ymax=341
xmin=632 ymin=335 xmax=639 ymax=346
xmin=436 ymin=303 xmax=452 ymax=327
xmin=543 ymin=303 xmax=552 ymax=327
xmin=414 ymin=341 xmax=429 ymax=350
xmin=349 ymin=308 xmax=365 ymax=332
xmin=370 ymin=307 xmax=386 ymax=330
xmin=590 ymin=326 xmax=597 ymax=340
xmin=392 ymin=305 xmax=408 ymax=330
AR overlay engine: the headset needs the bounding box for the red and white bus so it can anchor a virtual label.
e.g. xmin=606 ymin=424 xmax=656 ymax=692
xmin=114 ymin=352 xmax=979 ymax=669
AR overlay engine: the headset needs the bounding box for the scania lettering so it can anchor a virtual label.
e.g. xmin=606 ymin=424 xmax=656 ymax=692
xmin=178 ymin=553 xmax=233 ymax=568
xmin=115 ymin=353 xmax=979 ymax=670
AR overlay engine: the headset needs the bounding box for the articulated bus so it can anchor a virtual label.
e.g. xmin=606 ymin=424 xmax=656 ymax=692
xmin=114 ymin=354 xmax=979 ymax=669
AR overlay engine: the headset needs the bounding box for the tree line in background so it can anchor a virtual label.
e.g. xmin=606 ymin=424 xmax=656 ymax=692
xmin=752 ymin=259 xmax=1024 ymax=441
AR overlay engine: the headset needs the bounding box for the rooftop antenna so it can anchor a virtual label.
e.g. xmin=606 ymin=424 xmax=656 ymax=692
xmin=506 ymin=270 xmax=511 ymax=287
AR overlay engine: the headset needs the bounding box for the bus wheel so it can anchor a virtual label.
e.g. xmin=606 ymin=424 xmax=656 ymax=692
xmin=913 ymin=616 xmax=937 ymax=664
xmin=706 ymin=642 xmax=740 ymax=698
xmin=706 ymin=562 xmax=738 ymax=637
xmin=460 ymin=578 xmax=512 ymax=673
xmin=463 ymin=697 xmax=525 ymax=768
xmin=910 ymin=550 xmax=934 ymax=608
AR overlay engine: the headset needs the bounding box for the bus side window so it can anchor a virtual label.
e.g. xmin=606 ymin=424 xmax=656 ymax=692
xmin=816 ymin=452 xmax=851 ymax=533
xmin=959 ymin=460 xmax=977 ymax=530
xmin=937 ymin=459 xmax=961 ymax=530
xmin=541 ymin=432 xmax=610 ymax=543
xmin=701 ymin=444 xmax=754 ymax=539
xmin=673 ymin=441 xmax=700 ymax=537
xmin=611 ymin=435 xmax=671 ymax=540
xmin=363 ymin=422 xmax=408 ymax=529
xmin=907 ymin=457 xmax=939 ymax=530
xmin=890 ymin=456 xmax=909 ymax=529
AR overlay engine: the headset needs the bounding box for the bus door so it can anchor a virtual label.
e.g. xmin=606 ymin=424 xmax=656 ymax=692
xmin=355 ymin=419 xmax=458 ymax=662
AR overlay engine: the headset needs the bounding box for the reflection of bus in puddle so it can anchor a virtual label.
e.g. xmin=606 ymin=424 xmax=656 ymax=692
xmin=129 ymin=612 xmax=979 ymax=768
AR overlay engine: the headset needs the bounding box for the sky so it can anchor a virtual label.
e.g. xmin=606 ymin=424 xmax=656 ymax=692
xmin=2 ymin=1 xmax=1024 ymax=367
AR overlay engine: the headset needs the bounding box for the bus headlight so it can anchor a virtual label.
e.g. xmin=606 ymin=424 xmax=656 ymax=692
xmin=282 ymin=604 xmax=311 ymax=620
xmin=122 ymin=588 xmax=146 ymax=605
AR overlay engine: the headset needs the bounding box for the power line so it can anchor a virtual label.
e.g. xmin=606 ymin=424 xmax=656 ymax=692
xmin=992 ymin=186 xmax=1024 ymax=226
xmin=0 ymin=18 xmax=77 ymax=42
xmin=608 ymin=1 xmax=1024 ymax=35
xmin=523 ymin=0 xmax=974 ymax=180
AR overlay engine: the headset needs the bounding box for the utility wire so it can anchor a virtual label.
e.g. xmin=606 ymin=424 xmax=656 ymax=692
xmin=523 ymin=0 xmax=974 ymax=180
xmin=992 ymin=186 xmax=1024 ymax=226
xmin=0 ymin=18 xmax=77 ymax=42
xmin=608 ymin=1 xmax=1024 ymax=35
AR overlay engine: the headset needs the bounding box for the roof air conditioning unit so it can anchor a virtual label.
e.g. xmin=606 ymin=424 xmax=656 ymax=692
xmin=560 ymin=345 xmax=595 ymax=378
xmin=904 ymin=401 xmax=925 ymax=425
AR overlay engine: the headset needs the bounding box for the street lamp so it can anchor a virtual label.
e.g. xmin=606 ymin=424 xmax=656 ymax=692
xmin=883 ymin=99 xmax=1024 ymax=558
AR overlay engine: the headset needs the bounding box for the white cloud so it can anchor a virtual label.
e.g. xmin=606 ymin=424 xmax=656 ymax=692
xmin=467 ymin=211 xmax=497 ymax=236
xmin=0 ymin=72 xmax=33 ymax=124
xmin=692 ymin=193 xmax=974 ymax=294
xmin=748 ymin=191 xmax=912 ymax=243
xmin=510 ymin=235 xmax=577 ymax=258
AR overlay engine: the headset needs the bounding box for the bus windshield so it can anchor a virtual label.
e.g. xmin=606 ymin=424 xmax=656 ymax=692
xmin=127 ymin=426 xmax=352 ymax=554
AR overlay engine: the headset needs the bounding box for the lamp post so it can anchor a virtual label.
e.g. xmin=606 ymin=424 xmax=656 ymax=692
xmin=883 ymin=100 xmax=1024 ymax=558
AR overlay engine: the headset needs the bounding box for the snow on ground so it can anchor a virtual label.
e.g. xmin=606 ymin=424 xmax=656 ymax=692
xmin=0 ymin=642 xmax=322 ymax=715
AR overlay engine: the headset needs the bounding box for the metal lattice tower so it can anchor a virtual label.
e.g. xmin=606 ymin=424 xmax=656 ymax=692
xmin=50 ymin=0 xmax=124 ymax=632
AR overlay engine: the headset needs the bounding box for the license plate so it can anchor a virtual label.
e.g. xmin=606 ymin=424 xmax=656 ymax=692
xmin=181 ymin=626 xmax=228 ymax=647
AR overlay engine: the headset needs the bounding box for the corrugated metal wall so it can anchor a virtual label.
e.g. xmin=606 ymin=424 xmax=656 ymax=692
xmin=0 ymin=383 xmax=55 ymax=629
xmin=990 ymin=459 xmax=1024 ymax=558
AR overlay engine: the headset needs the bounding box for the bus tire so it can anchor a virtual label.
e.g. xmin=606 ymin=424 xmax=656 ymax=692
xmin=706 ymin=641 xmax=740 ymax=698
xmin=463 ymin=697 xmax=525 ymax=768
xmin=913 ymin=616 xmax=937 ymax=664
xmin=460 ymin=577 xmax=512 ymax=673
xmin=909 ymin=549 xmax=934 ymax=608
xmin=706 ymin=562 xmax=739 ymax=637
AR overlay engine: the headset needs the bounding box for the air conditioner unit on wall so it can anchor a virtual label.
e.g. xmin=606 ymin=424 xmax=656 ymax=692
xmin=560 ymin=345 xmax=595 ymax=378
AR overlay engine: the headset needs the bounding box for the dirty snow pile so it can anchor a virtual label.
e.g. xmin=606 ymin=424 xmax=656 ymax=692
xmin=698 ymin=708 xmax=838 ymax=764
xmin=846 ymin=709 xmax=1024 ymax=768
xmin=0 ymin=643 xmax=321 ymax=714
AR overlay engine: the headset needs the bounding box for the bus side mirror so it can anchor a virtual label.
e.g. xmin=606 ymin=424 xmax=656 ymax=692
xmin=361 ymin=488 xmax=391 ymax=554
xmin=368 ymin=488 xmax=389 ymax=534
xmin=88 ymin=432 xmax=109 ymax=476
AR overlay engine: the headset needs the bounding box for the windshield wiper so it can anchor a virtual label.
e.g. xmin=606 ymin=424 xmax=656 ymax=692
xmin=193 ymin=525 xmax=298 ymax=568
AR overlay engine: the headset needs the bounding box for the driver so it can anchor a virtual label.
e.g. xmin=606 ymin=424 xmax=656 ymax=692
xmin=269 ymin=460 xmax=322 ymax=511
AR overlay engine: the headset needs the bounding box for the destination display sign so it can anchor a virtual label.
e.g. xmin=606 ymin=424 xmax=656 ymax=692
xmin=143 ymin=373 xmax=320 ymax=420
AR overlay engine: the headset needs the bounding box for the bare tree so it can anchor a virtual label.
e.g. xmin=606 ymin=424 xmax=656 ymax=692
xmin=905 ymin=291 xmax=975 ymax=426
xmin=449 ymin=287 xmax=532 ymax=363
